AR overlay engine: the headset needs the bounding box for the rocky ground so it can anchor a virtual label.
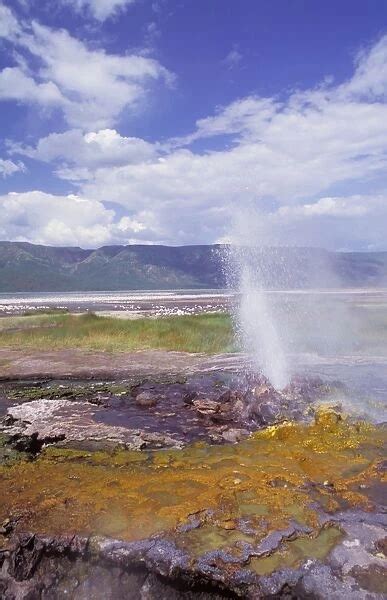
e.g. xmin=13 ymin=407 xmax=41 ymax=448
xmin=0 ymin=369 xmax=333 ymax=451
xmin=0 ymin=352 xmax=386 ymax=599
xmin=1 ymin=509 xmax=386 ymax=599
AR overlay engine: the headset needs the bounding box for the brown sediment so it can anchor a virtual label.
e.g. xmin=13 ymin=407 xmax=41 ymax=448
xmin=0 ymin=409 xmax=385 ymax=547
xmin=0 ymin=347 xmax=243 ymax=381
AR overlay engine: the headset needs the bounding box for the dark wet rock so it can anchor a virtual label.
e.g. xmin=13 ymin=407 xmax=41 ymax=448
xmin=231 ymin=398 xmax=245 ymax=417
xmin=182 ymin=390 xmax=197 ymax=405
xmin=298 ymin=562 xmax=383 ymax=599
xmin=8 ymin=534 xmax=44 ymax=581
xmin=193 ymin=399 xmax=221 ymax=416
xmin=0 ymin=534 xmax=150 ymax=600
xmin=250 ymin=401 xmax=282 ymax=426
xmin=283 ymin=376 xmax=332 ymax=401
xmin=211 ymin=404 xmax=234 ymax=424
xmin=0 ymin=509 xmax=386 ymax=598
xmin=139 ymin=572 xmax=233 ymax=599
xmin=176 ymin=515 xmax=202 ymax=534
xmin=138 ymin=431 xmax=184 ymax=450
xmin=0 ymin=398 xmax=184 ymax=452
xmin=375 ymin=459 xmax=387 ymax=474
xmin=257 ymin=568 xmax=305 ymax=598
xmin=375 ymin=537 xmax=387 ymax=557
xmin=0 ymin=370 xmax=342 ymax=455
xmin=136 ymin=391 xmax=159 ymax=408
xmin=221 ymin=428 xmax=249 ymax=443
xmin=254 ymin=517 xmax=387 ymax=598
xmin=319 ymin=509 xmax=387 ymax=528
xmin=253 ymin=384 xmax=272 ymax=400
xmin=253 ymin=523 xmax=314 ymax=557
xmin=350 ymin=564 xmax=387 ymax=595
xmin=7 ymin=536 xmax=161 ymax=600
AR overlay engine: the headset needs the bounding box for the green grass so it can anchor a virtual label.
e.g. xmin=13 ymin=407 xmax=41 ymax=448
xmin=0 ymin=312 xmax=235 ymax=354
xmin=2 ymin=302 xmax=386 ymax=356
xmin=22 ymin=308 xmax=70 ymax=316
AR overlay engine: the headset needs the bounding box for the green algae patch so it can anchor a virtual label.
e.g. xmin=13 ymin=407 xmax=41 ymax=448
xmin=0 ymin=412 xmax=385 ymax=545
xmin=249 ymin=527 xmax=343 ymax=576
xmin=177 ymin=525 xmax=256 ymax=558
xmin=5 ymin=381 xmax=137 ymax=403
xmin=0 ymin=433 xmax=30 ymax=467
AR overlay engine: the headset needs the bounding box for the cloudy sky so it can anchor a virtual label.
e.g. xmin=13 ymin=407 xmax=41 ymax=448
xmin=1 ymin=0 xmax=387 ymax=250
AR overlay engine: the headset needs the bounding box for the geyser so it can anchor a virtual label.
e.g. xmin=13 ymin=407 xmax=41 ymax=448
xmin=225 ymin=208 xmax=291 ymax=390
xmin=239 ymin=260 xmax=289 ymax=389
xmin=224 ymin=204 xmax=359 ymax=391
xmin=226 ymin=245 xmax=290 ymax=390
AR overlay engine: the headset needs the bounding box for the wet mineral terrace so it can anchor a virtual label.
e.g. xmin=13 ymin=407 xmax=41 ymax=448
xmin=1 ymin=410 xmax=385 ymax=541
xmin=0 ymin=373 xmax=386 ymax=598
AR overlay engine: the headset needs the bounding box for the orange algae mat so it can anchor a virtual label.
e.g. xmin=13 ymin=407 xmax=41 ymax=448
xmin=0 ymin=410 xmax=385 ymax=543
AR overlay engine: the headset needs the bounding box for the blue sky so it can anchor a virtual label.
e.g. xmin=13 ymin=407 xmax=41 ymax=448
xmin=1 ymin=0 xmax=387 ymax=250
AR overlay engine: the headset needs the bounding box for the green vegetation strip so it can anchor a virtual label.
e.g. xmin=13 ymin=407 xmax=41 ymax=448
xmin=0 ymin=312 xmax=235 ymax=353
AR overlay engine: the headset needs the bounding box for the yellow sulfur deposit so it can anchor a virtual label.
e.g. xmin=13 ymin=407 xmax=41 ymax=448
xmin=0 ymin=409 xmax=385 ymax=547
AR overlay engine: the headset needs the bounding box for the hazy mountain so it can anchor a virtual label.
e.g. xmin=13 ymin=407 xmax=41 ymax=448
xmin=0 ymin=241 xmax=387 ymax=292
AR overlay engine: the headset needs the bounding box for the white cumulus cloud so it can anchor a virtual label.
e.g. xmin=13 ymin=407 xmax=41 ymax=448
xmin=0 ymin=191 xmax=114 ymax=247
xmin=71 ymin=35 xmax=387 ymax=247
xmin=3 ymin=27 xmax=387 ymax=249
xmin=11 ymin=128 xmax=158 ymax=180
xmin=0 ymin=191 xmax=161 ymax=247
xmin=0 ymin=4 xmax=173 ymax=129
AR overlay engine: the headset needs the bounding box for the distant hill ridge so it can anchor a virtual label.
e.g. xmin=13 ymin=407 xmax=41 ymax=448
xmin=0 ymin=241 xmax=387 ymax=292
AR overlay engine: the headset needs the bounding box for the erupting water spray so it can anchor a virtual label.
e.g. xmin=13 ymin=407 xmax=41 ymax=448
xmin=224 ymin=206 xmax=291 ymax=390
xmin=224 ymin=202 xmax=358 ymax=392
xmin=239 ymin=259 xmax=289 ymax=389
